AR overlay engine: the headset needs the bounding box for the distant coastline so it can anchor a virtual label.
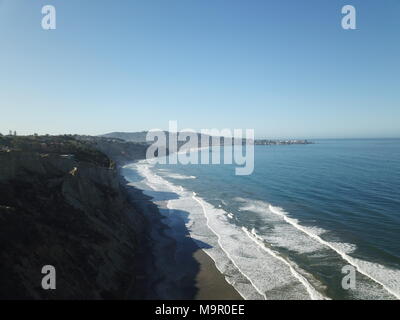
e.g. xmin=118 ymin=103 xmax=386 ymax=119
xmin=254 ymin=139 xmax=313 ymax=146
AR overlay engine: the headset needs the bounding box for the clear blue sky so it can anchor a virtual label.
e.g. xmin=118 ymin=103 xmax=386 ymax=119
xmin=0 ymin=0 xmax=399 ymax=138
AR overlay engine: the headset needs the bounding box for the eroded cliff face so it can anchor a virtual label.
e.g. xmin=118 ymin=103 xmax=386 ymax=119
xmin=0 ymin=149 xmax=143 ymax=299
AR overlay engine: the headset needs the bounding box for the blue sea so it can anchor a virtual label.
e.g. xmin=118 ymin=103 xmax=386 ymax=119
xmin=123 ymin=139 xmax=400 ymax=300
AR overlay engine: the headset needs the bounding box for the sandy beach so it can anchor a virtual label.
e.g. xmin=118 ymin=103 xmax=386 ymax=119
xmin=193 ymin=249 xmax=242 ymax=300
xmin=125 ymin=183 xmax=242 ymax=300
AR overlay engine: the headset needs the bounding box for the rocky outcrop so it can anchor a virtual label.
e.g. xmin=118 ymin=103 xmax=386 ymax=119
xmin=0 ymin=146 xmax=143 ymax=299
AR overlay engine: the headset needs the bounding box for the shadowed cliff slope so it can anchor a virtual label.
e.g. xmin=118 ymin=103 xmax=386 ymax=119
xmin=0 ymin=135 xmax=145 ymax=299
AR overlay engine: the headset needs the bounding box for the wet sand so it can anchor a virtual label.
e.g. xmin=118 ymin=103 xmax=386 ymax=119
xmin=124 ymin=179 xmax=242 ymax=300
xmin=194 ymin=249 xmax=242 ymax=300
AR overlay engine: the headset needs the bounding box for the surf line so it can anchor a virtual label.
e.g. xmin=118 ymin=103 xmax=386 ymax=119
xmin=135 ymin=163 xmax=253 ymax=299
xmin=268 ymin=205 xmax=400 ymax=300
xmin=154 ymin=175 xmax=247 ymax=299
xmin=192 ymin=192 xmax=267 ymax=300
xmin=243 ymin=228 xmax=328 ymax=300
xmin=137 ymin=165 xmax=250 ymax=300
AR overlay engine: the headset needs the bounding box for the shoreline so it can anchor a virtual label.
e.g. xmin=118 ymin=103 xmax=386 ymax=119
xmin=193 ymin=249 xmax=243 ymax=300
xmin=121 ymin=170 xmax=242 ymax=300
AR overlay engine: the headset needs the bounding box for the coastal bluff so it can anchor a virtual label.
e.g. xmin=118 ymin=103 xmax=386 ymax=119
xmin=0 ymin=135 xmax=147 ymax=299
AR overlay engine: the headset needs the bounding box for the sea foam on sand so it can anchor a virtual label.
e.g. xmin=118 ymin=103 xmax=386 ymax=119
xmin=126 ymin=161 xmax=329 ymax=300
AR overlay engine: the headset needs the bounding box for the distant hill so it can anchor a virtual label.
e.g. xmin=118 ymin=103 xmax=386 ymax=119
xmin=100 ymin=131 xmax=243 ymax=146
xmin=101 ymin=131 xmax=155 ymax=143
xmin=101 ymin=131 xmax=214 ymax=144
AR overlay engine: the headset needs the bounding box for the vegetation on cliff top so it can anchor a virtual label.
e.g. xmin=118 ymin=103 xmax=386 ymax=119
xmin=0 ymin=135 xmax=113 ymax=168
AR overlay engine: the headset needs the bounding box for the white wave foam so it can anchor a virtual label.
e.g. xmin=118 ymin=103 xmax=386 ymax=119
xmin=129 ymin=163 xmax=326 ymax=300
xmin=168 ymin=173 xmax=197 ymax=180
xmin=268 ymin=204 xmax=400 ymax=299
xmin=191 ymin=193 xmax=320 ymax=300
xmin=156 ymin=169 xmax=197 ymax=180
xmin=243 ymin=227 xmax=328 ymax=300
xmin=237 ymin=197 xmax=400 ymax=300
xmin=236 ymin=198 xmax=326 ymax=254
xmin=191 ymin=193 xmax=268 ymax=299
xmin=129 ymin=163 xmax=259 ymax=299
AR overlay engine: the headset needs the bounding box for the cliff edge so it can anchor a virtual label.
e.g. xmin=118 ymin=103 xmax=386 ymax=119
xmin=0 ymin=135 xmax=145 ymax=299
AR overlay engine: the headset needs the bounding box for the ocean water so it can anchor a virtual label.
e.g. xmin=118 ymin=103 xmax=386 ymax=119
xmin=123 ymin=139 xmax=400 ymax=300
